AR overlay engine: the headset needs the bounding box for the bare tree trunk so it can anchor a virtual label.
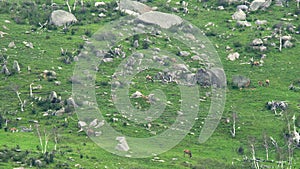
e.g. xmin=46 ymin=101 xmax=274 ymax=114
xmin=16 ymin=91 xmax=24 ymax=112
xmin=263 ymin=133 xmax=269 ymax=160
xmin=36 ymin=124 xmax=44 ymax=154
xmin=29 ymin=83 xmax=33 ymax=98
xmin=73 ymin=0 xmax=78 ymax=11
xmin=279 ymin=28 xmax=282 ymax=52
xmin=230 ymin=112 xmax=236 ymax=137
xmin=251 ymin=144 xmax=260 ymax=169
xmin=53 ymin=128 xmax=58 ymax=151
xmin=65 ymin=0 xmax=72 ymax=13
xmin=44 ymin=129 xmax=49 ymax=154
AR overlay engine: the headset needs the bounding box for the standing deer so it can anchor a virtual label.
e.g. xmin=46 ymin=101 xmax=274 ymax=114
xmin=183 ymin=149 xmax=192 ymax=158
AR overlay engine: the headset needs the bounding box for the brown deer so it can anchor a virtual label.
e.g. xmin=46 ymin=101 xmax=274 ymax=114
xmin=183 ymin=149 xmax=192 ymax=158
xmin=10 ymin=127 xmax=18 ymax=133
xmin=146 ymin=75 xmax=153 ymax=82
xmin=265 ymin=79 xmax=270 ymax=86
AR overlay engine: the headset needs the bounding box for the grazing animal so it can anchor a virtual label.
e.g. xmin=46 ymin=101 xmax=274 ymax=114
xmin=183 ymin=149 xmax=192 ymax=158
xmin=10 ymin=127 xmax=18 ymax=133
xmin=146 ymin=75 xmax=153 ymax=82
xmin=252 ymin=61 xmax=260 ymax=66
xmin=258 ymin=81 xmax=263 ymax=86
xmin=265 ymin=79 xmax=270 ymax=86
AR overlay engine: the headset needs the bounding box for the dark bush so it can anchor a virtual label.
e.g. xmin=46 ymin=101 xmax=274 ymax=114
xmin=84 ymin=29 xmax=92 ymax=37
xmin=233 ymin=41 xmax=243 ymax=48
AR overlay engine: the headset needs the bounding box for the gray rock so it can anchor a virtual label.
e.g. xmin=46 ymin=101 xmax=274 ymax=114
xmin=252 ymin=38 xmax=263 ymax=46
xmin=103 ymin=58 xmax=113 ymax=63
xmin=217 ymin=6 xmax=225 ymax=10
xmin=255 ymin=20 xmax=268 ymax=25
xmin=133 ymin=40 xmax=139 ymax=48
xmin=49 ymin=91 xmax=58 ymax=102
xmin=66 ymin=97 xmax=77 ymax=108
xmin=78 ymin=121 xmax=87 ymax=128
xmin=227 ymin=52 xmax=240 ymax=61
xmin=50 ymin=10 xmax=77 ymax=26
xmin=261 ymin=0 xmax=272 ymax=9
xmin=178 ymin=51 xmax=190 ymax=57
xmin=131 ymin=91 xmax=143 ymax=98
xmin=55 ymin=107 xmax=65 ymax=116
xmin=8 ymin=41 xmax=16 ymax=48
xmin=232 ymin=75 xmax=250 ymax=88
xmin=116 ymin=136 xmax=130 ymax=151
xmin=283 ymin=40 xmax=293 ymax=48
xmin=119 ymin=0 xmax=152 ymax=14
xmin=95 ymin=2 xmax=106 ymax=7
xmin=23 ymin=41 xmax=33 ymax=49
xmin=0 ymin=31 xmax=8 ymax=38
xmin=237 ymin=5 xmax=249 ymax=11
xmin=232 ymin=9 xmax=246 ymax=21
xmin=13 ymin=60 xmax=20 ymax=73
xmin=196 ymin=68 xmax=226 ymax=88
xmin=281 ymin=35 xmax=292 ymax=41
xmin=1 ymin=65 xmax=10 ymax=75
xmin=275 ymin=0 xmax=284 ymax=6
xmin=191 ymin=55 xmax=201 ymax=61
xmin=89 ymin=119 xmax=98 ymax=127
xmin=137 ymin=11 xmax=183 ymax=29
xmin=250 ymin=0 xmax=272 ymax=11
xmin=173 ymin=64 xmax=188 ymax=71
xmin=236 ymin=21 xmax=251 ymax=27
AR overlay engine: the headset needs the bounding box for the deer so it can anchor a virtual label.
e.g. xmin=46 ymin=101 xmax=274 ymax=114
xmin=183 ymin=149 xmax=192 ymax=158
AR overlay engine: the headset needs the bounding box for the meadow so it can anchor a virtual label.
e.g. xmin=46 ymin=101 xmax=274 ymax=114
xmin=0 ymin=0 xmax=300 ymax=168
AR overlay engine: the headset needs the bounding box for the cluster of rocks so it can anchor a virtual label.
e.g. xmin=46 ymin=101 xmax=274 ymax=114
xmin=1 ymin=60 xmax=21 ymax=75
xmin=251 ymin=38 xmax=267 ymax=52
xmin=78 ymin=118 xmax=104 ymax=137
xmin=266 ymin=100 xmax=288 ymax=115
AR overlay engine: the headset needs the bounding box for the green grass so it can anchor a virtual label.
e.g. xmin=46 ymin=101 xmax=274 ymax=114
xmin=0 ymin=0 xmax=300 ymax=168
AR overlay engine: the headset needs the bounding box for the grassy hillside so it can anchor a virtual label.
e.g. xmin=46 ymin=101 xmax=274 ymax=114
xmin=0 ymin=0 xmax=299 ymax=168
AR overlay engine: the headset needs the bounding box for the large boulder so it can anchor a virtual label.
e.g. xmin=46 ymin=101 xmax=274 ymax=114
xmin=232 ymin=9 xmax=246 ymax=21
xmin=250 ymin=0 xmax=272 ymax=11
xmin=195 ymin=68 xmax=226 ymax=88
xmin=115 ymin=136 xmax=130 ymax=151
xmin=50 ymin=10 xmax=77 ymax=26
xmin=136 ymin=11 xmax=183 ymax=29
xmin=119 ymin=0 xmax=152 ymax=15
xmin=232 ymin=75 xmax=250 ymax=88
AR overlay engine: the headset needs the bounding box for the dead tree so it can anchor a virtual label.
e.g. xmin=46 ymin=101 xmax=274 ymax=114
xmin=230 ymin=112 xmax=237 ymax=137
xmin=36 ymin=124 xmax=44 ymax=154
xmin=35 ymin=124 xmax=50 ymax=154
xmin=248 ymin=137 xmax=260 ymax=169
xmin=53 ymin=127 xmax=58 ymax=151
xmin=250 ymin=144 xmax=260 ymax=169
xmin=263 ymin=133 xmax=269 ymax=161
xmin=279 ymin=27 xmax=282 ymax=52
xmin=65 ymin=0 xmax=72 ymax=13
xmin=29 ymin=83 xmax=33 ymax=98
xmin=11 ymin=84 xmax=24 ymax=112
